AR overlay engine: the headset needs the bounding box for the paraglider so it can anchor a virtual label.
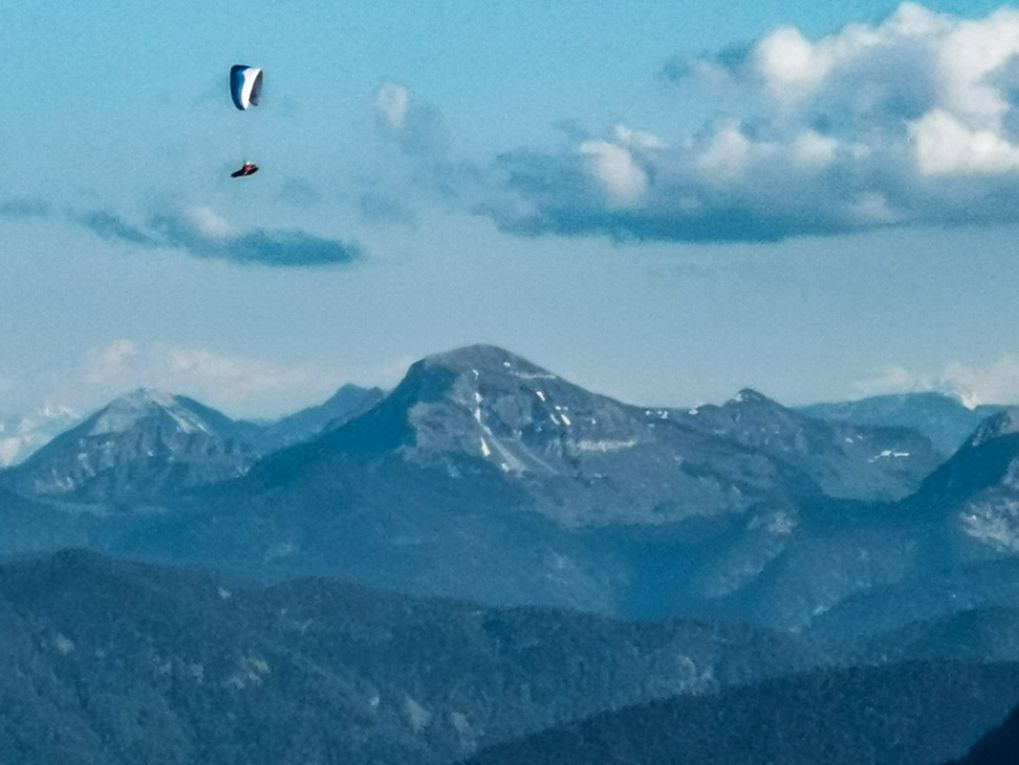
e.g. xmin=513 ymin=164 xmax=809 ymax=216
xmin=229 ymin=65 xmax=262 ymax=178
xmin=230 ymin=162 xmax=259 ymax=178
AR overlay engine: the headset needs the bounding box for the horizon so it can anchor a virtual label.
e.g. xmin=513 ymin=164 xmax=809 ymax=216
xmin=2 ymin=340 xmax=1007 ymax=425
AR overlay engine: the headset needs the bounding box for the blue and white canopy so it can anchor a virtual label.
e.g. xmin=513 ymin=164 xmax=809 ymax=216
xmin=230 ymin=65 xmax=263 ymax=111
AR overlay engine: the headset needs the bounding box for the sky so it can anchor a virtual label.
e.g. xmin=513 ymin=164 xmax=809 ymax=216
xmin=3 ymin=1 xmax=1019 ymax=419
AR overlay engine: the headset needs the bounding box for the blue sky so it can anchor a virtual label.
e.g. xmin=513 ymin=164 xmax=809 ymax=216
xmin=2 ymin=1 xmax=1019 ymax=418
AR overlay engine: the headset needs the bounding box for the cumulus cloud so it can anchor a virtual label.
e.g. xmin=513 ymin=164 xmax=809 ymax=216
xmin=485 ymin=3 xmax=1019 ymax=242
xmin=579 ymin=139 xmax=649 ymax=205
xmin=854 ymin=354 xmax=1019 ymax=407
xmin=80 ymin=207 xmax=361 ymax=267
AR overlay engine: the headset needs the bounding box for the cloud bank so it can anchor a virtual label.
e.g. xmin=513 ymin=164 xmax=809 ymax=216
xmin=484 ymin=3 xmax=1019 ymax=242
xmin=855 ymin=354 xmax=1019 ymax=407
xmin=80 ymin=207 xmax=361 ymax=267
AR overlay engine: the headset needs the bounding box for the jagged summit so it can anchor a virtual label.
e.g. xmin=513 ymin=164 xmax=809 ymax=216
xmin=88 ymin=388 xmax=211 ymax=436
xmin=9 ymin=389 xmax=260 ymax=503
xmin=968 ymin=408 xmax=1019 ymax=449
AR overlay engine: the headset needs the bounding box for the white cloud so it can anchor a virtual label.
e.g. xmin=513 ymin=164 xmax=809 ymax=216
xmin=908 ymin=109 xmax=1019 ymax=175
xmin=79 ymin=341 xmax=328 ymax=415
xmin=613 ymin=124 xmax=666 ymax=150
xmin=375 ymin=81 xmax=410 ymax=130
xmin=579 ymin=140 xmax=648 ymax=205
xmin=489 ymin=3 xmax=1019 ymax=241
xmin=854 ymin=354 xmax=1019 ymax=406
xmin=186 ymin=206 xmax=233 ymax=238
xmin=791 ymin=130 xmax=839 ymax=169
xmin=695 ymin=121 xmax=759 ymax=181
xmin=753 ymin=26 xmax=830 ymax=106
xmin=1 ymin=344 xmax=413 ymax=424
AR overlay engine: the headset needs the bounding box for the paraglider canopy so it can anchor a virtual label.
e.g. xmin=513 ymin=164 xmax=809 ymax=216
xmin=230 ymin=65 xmax=263 ymax=110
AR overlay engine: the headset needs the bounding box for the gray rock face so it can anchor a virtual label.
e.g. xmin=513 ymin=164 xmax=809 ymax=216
xmin=678 ymin=389 xmax=942 ymax=502
xmin=6 ymin=389 xmax=261 ymax=504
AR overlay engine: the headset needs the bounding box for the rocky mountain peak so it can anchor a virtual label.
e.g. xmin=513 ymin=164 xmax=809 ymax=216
xmin=968 ymin=408 xmax=1019 ymax=449
xmin=87 ymin=388 xmax=210 ymax=437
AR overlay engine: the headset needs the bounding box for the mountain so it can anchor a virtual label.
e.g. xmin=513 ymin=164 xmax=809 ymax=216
xmin=951 ymin=702 xmax=1019 ymax=764
xmin=0 ymin=404 xmax=81 ymax=467
xmin=3 ymin=389 xmax=263 ymax=504
xmin=0 ymin=550 xmax=816 ymax=765
xmin=260 ymin=384 xmax=387 ymax=450
xmin=676 ymin=389 xmax=942 ymax=502
xmin=911 ymin=408 xmax=1019 ymax=561
xmin=740 ymin=408 xmax=1019 ymax=636
xmin=799 ymin=392 xmax=1004 ymax=456
xmin=463 ymin=661 xmax=1019 ymax=765
xmin=857 ymin=607 xmax=1019 ymax=664
xmin=248 ymin=345 xmax=825 ymax=527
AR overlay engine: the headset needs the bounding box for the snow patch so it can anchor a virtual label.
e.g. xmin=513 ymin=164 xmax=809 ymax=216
xmin=53 ymin=633 xmax=75 ymax=655
xmin=225 ymin=654 xmax=271 ymax=690
xmin=403 ymin=695 xmax=433 ymax=733
xmin=512 ymin=371 xmax=558 ymax=380
xmin=535 ymin=390 xmax=546 ymax=402
xmin=571 ymin=438 xmax=638 ymax=453
xmin=480 ymin=438 xmax=491 ymax=458
xmin=961 ymin=499 xmax=1019 ymax=552
xmin=870 ymin=449 xmax=911 ymax=461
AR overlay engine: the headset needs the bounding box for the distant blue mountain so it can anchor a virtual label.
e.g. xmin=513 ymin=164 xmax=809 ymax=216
xmin=260 ymin=384 xmax=386 ymax=450
xmin=799 ymin=392 xmax=1005 ymax=456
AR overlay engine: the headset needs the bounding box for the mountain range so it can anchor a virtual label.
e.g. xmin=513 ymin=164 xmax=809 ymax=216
xmin=1 ymin=345 xmax=1018 ymax=636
